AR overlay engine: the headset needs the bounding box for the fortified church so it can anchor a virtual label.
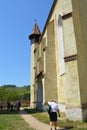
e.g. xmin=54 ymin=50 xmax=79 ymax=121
xmin=29 ymin=0 xmax=87 ymax=121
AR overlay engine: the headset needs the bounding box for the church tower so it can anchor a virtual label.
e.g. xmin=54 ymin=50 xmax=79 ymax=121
xmin=29 ymin=22 xmax=41 ymax=108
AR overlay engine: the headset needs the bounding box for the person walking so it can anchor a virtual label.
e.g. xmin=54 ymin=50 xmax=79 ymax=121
xmin=7 ymin=101 xmax=11 ymax=110
xmin=15 ymin=100 xmax=21 ymax=111
xmin=45 ymin=99 xmax=60 ymax=130
xmin=10 ymin=101 xmax=14 ymax=111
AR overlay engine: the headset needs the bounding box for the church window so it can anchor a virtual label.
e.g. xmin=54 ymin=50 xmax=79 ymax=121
xmin=43 ymin=49 xmax=46 ymax=74
xmin=58 ymin=14 xmax=65 ymax=75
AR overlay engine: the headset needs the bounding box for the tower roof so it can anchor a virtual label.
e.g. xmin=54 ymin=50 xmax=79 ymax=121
xmin=29 ymin=22 xmax=41 ymax=39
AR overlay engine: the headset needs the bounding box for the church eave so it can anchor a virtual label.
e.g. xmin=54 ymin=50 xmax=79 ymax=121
xmin=40 ymin=0 xmax=57 ymax=40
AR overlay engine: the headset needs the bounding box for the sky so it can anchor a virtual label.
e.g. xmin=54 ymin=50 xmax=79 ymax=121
xmin=0 ymin=0 xmax=53 ymax=87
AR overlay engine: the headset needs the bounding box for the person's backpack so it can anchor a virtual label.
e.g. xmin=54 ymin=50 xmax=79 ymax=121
xmin=47 ymin=105 xmax=51 ymax=114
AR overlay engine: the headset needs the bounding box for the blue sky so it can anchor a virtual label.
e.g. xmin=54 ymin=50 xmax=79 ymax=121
xmin=0 ymin=0 xmax=53 ymax=87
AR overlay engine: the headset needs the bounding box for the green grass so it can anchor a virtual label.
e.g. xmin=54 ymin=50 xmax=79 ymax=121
xmin=1 ymin=108 xmax=87 ymax=130
xmin=0 ymin=110 xmax=35 ymax=130
xmin=24 ymin=108 xmax=87 ymax=130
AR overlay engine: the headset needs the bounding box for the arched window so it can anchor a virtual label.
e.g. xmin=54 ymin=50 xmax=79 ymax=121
xmin=58 ymin=14 xmax=65 ymax=75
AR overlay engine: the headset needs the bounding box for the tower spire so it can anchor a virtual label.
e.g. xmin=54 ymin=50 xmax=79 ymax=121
xmin=29 ymin=21 xmax=41 ymax=41
xmin=35 ymin=19 xmax=37 ymax=23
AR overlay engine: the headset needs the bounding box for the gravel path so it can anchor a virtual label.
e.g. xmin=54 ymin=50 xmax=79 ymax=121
xmin=19 ymin=109 xmax=64 ymax=130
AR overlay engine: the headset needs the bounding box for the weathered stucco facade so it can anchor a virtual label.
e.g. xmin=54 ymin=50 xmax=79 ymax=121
xmin=29 ymin=0 xmax=87 ymax=121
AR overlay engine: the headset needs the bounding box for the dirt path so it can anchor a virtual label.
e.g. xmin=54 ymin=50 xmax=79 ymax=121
xmin=19 ymin=109 xmax=64 ymax=130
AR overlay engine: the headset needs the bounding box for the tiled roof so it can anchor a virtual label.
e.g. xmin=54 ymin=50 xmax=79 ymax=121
xmin=31 ymin=23 xmax=41 ymax=35
xmin=29 ymin=22 xmax=41 ymax=39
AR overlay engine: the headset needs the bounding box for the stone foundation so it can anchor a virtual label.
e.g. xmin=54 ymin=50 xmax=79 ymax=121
xmin=59 ymin=103 xmax=66 ymax=112
xmin=66 ymin=105 xmax=83 ymax=121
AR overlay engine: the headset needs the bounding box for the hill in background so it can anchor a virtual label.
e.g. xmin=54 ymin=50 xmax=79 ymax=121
xmin=0 ymin=85 xmax=30 ymax=107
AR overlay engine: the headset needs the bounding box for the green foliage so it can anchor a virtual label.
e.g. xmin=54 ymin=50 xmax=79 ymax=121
xmin=0 ymin=85 xmax=30 ymax=102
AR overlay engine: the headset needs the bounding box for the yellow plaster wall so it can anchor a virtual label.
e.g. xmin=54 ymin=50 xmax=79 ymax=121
xmin=43 ymin=0 xmax=73 ymax=104
xmin=65 ymin=60 xmax=81 ymax=106
xmin=72 ymin=0 xmax=87 ymax=104
xmin=37 ymin=0 xmax=87 ymax=108
xmin=30 ymin=43 xmax=38 ymax=108
xmin=50 ymin=0 xmax=73 ymax=104
xmin=62 ymin=0 xmax=72 ymax=14
xmin=62 ymin=4 xmax=81 ymax=106
xmin=44 ymin=21 xmax=58 ymax=100
xmin=63 ymin=16 xmax=77 ymax=57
